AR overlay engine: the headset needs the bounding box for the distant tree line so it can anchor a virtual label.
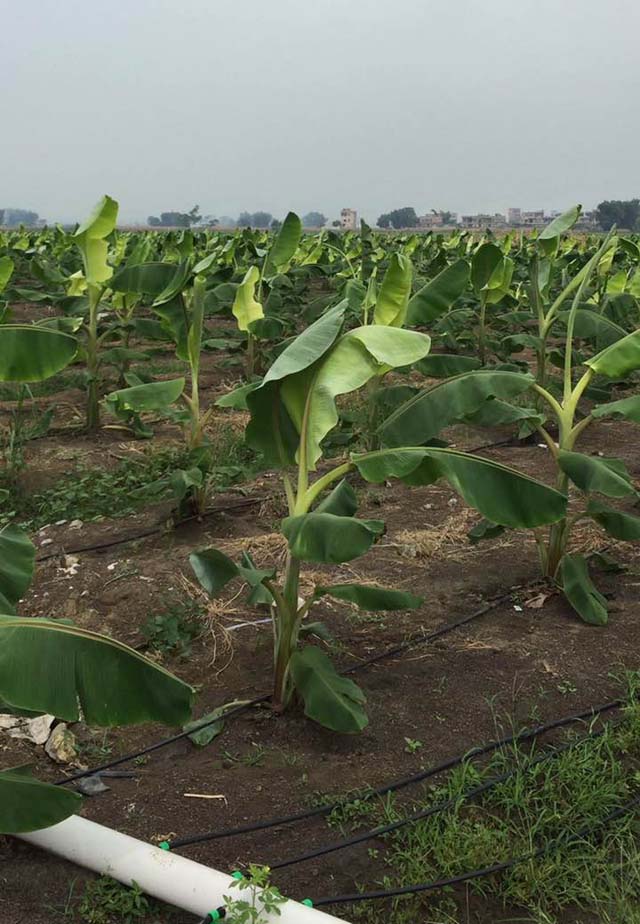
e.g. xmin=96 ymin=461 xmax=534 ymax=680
xmin=147 ymin=205 xmax=206 ymax=228
xmin=0 ymin=208 xmax=40 ymax=227
xmin=377 ymin=207 xmax=419 ymax=229
xmin=595 ymin=199 xmax=640 ymax=231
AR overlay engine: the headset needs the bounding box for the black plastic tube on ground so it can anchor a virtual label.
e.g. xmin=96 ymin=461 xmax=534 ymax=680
xmin=57 ymin=580 xmax=525 ymax=788
xmin=268 ymin=725 xmax=608 ymax=872
xmin=55 ymin=696 xmax=270 ymax=786
xmin=312 ymin=792 xmax=640 ymax=907
xmin=168 ymin=697 xmax=622 ymax=850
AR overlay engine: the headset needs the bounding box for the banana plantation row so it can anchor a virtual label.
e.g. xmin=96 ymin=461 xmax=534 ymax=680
xmin=1 ymin=198 xmax=640 ymax=838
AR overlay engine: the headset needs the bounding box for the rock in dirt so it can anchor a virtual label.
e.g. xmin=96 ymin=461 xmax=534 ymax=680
xmin=75 ymin=774 xmax=110 ymax=796
xmin=45 ymin=723 xmax=78 ymax=763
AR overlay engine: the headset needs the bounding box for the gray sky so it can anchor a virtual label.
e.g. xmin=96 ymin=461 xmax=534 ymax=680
xmin=2 ymin=0 xmax=638 ymax=224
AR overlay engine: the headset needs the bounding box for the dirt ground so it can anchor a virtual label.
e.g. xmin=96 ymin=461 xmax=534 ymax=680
xmin=2 ymin=347 xmax=640 ymax=924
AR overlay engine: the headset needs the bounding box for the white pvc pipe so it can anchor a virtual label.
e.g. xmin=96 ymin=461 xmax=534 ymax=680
xmin=18 ymin=816 xmax=349 ymax=923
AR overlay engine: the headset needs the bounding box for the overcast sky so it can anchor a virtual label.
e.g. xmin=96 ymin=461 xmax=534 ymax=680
xmin=1 ymin=0 xmax=638 ymax=224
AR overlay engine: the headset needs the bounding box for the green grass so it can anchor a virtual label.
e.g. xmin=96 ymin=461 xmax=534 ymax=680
xmin=329 ymin=689 xmax=640 ymax=924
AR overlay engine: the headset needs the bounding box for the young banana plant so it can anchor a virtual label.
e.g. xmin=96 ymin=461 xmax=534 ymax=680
xmin=105 ymin=274 xmax=213 ymax=515
xmin=193 ymin=301 xmax=566 ymax=732
xmin=69 ymin=195 xmax=119 ymax=429
xmin=231 ymin=212 xmax=302 ymax=376
xmin=382 ymin=231 xmax=640 ymax=625
xmin=470 ymin=241 xmax=514 ymax=364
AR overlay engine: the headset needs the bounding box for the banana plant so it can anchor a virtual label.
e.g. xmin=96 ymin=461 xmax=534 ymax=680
xmin=381 ymin=230 xmax=640 ymax=625
xmin=105 ymin=274 xmax=212 ymax=515
xmin=0 ymin=522 xmax=193 ymax=834
xmin=231 ymin=212 xmax=302 ymax=376
xmin=0 ymin=255 xmax=14 ymax=320
xmin=68 ymin=195 xmax=119 ymax=429
xmin=193 ymin=301 xmax=566 ymax=732
xmin=471 ymin=241 xmax=514 ymax=364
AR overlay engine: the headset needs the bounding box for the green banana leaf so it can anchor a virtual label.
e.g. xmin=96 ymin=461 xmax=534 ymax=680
xmin=189 ymin=548 xmax=275 ymax=597
xmin=106 ymin=378 xmax=185 ymax=414
xmin=407 ymin=259 xmax=469 ymax=324
xmin=265 ymin=212 xmax=302 ymax=274
xmin=471 ymin=243 xmax=503 ymax=293
xmin=245 ymin=301 xmax=347 ymax=465
xmin=0 ymin=617 xmax=194 ymax=725
xmin=0 ymin=256 xmax=14 ymax=292
xmin=352 ymin=447 xmax=567 ymax=528
xmin=415 ymin=354 xmax=481 ymax=378
xmin=110 ymin=262 xmax=178 ymax=297
xmin=289 ymin=647 xmax=368 ymax=733
xmin=282 ymin=513 xmax=385 ymax=563
xmin=586 ymin=499 xmax=640 ymax=540
xmin=0 ymin=766 xmax=81 ymax=834
xmin=592 ymin=395 xmax=640 ymax=424
xmin=585 ymin=329 xmax=640 ymax=378
xmin=373 ymin=253 xmax=412 ymax=327
xmin=232 ymin=266 xmax=263 ymax=331
xmin=314 ymin=583 xmax=422 ymax=610
xmin=560 ymin=553 xmax=608 ymax=625
xmin=73 ymin=195 xmax=118 ymax=285
xmin=0 ymin=326 xmax=78 ymax=382
xmin=380 ymin=370 xmax=533 ymax=446
xmin=0 ymin=525 xmax=35 ymax=615
xmin=281 ymin=325 xmax=431 ymax=468
xmin=315 ymin=479 xmax=358 ymax=516
xmin=557 ymin=450 xmax=635 ymax=498
xmin=539 ymin=205 xmax=581 ymax=241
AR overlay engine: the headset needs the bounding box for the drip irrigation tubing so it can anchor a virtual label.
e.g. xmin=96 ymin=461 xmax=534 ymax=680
xmin=56 ymin=572 xmax=535 ymax=788
xmin=167 ymin=695 xmax=623 ymax=851
xmin=268 ymin=725 xmax=608 ymax=871
xmin=35 ymin=496 xmax=266 ymax=562
xmin=312 ymin=791 xmax=640 ymax=907
xmin=55 ymin=696 xmax=270 ymax=786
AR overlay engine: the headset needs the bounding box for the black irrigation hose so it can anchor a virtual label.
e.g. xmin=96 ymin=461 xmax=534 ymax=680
xmin=35 ymin=496 xmax=265 ymax=562
xmin=342 ymin=584 xmax=528 ymax=675
xmin=57 ymin=566 xmax=531 ymax=789
xmin=55 ymin=696 xmax=270 ymax=786
xmin=313 ymin=791 xmax=640 ymax=907
xmin=268 ymin=725 xmax=608 ymax=872
xmin=167 ymin=696 xmax=623 ymax=851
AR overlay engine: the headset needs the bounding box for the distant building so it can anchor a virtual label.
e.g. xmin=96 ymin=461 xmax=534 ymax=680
xmin=461 ymin=213 xmax=506 ymax=230
xmin=576 ymin=210 xmax=599 ymax=230
xmin=521 ymin=210 xmax=545 ymax=228
xmin=340 ymin=208 xmax=358 ymax=231
xmin=505 ymin=208 xmax=546 ymax=229
xmin=418 ymin=211 xmax=458 ymax=229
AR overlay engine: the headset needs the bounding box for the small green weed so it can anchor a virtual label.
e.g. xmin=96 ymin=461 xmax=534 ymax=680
xmin=223 ymin=865 xmax=286 ymax=924
xmin=404 ymin=737 xmax=423 ymax=754
xmin=142 ymin=599 xmax=205 ymax=657
xmin=222 ymin=744 xmax=267 ymax=768
xmin=72 ymin=877 xmax=158 ymax=924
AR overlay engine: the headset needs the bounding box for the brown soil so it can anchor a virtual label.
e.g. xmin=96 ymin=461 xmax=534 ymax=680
xmin=2 ymin=361 xmax=640 ymax=923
